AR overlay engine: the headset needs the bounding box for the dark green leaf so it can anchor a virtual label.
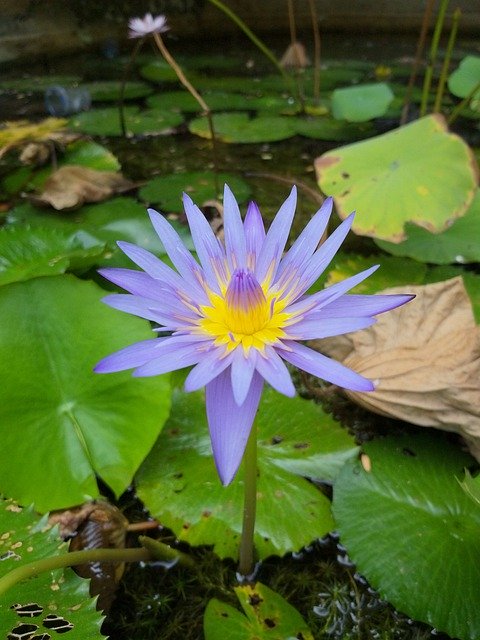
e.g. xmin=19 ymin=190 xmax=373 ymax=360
xmin=189 ymin=112 xmax=295 ymax=143
xmin=70 ymin=107 xmax=183 ymax=136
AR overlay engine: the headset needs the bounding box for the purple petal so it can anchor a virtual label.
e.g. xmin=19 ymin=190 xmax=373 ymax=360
xmin=223 ymin=184 xmax=247 ymax=271
xmin=255 ymin=186 xmax=297 ymax=285
xmin=98 ymin=268 xmax=168 ymax=298
xmin=255 ymin=346 xmax=295 ymax=397
xmin=95 ymin=338 xmax=165 ymax=373
xmin=184 ymin=347 xmax=234 ymax=392
xmin=117 ymin=241 xmax=187 ymax=291
xmin=101 ymin=293 xmax=179 ymax=326
xmin=132 ymin=336 xmax=212 ymax=376
xmin=278 ymin=341 xmax=374 ymax=392
xmin=285 ymin=316 xmax=376 ymax=340
xmin=147 ymin=208 xmax=209 ymax=304
xmin=206 ymin=369 xmax=264 ymax=485
xmin=285 ymin=213 xmax=355 ymax=300
xmin=316 ymin=293 xmax=415 ymax=318
xmin=231 ymin=348 xmax=257 ymax=405
xmin=276 ymin=197 xmax=332 ymax=282
xmin=183 ymin=193 xmax=227 ymax=292
xmin=244 ymin=201 xmax=265 ymax=271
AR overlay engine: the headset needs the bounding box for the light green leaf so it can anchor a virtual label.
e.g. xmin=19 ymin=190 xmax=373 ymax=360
xmin=316 ymin=114 xmax=478 ymax=242
xmin=136 ymin=388 xmax=357 ymax=559
xmin=204 ymin=583 xmax=314 ymax=640
xmin=331 ymin=83 xmax=394 ymax=122
xmin=448 ymin=55 xmax=480 ymax=100
xmin=333 ymin=432 xmax=480 ymax=640
xmin=0 ymin=275 xmax=171 ymax=511
xmin=0 ymin=499 xmax=105 ymax=639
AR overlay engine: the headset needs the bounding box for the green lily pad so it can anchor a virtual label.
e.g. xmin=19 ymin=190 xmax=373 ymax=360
xmin=316 ymin=114 xmax=478 ymax=242
xmin=0 ymin=499 xmax=104 ymax=639
xmin=294 ymin=116 xmax=376 ymax=141
xmin=139 ymin=59 xmax=184 ymax=83
xmin=448 ymin=55 xmax=480 ymax=100
xmin=83 ymin=80 xmax=153 ymax=102
xmin=136 ymin=388 xmax=358 ymax=560
xmin=0 ymin=226 xmax=106 ymax=285
xmin=375 ymin=188 xmax=480 ymax=264
xmin=189 ymin=112 xmax=295 ymax=143
xmin=139 ymin=171 xmax=252 ymax=213
xmin=147 ymin=90 xmax=250 ymax=113
xmin=2 ymin=139 xmax=120 ymax=196
xmin=70 ymin=106 xmax=183 ymax=136
xmin=204 ymin=583 xmax=314 ymax=640
xmin=333 ymin=432 xmax=480 ymax=640
xmin=0 ymin=275 xmax=171 ymax=512
xmin=0 ymin=75 xmax=81 ymax=92
xmin=331 ymin=83 xmax=394 ymax=122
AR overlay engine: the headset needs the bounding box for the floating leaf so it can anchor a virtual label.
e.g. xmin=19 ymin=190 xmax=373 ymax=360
xmin=0 ymin=499 xmax=105 ymax=639
xmin=448 ymin=55 xmax=480 ymax=100
xmin=0 ymin=275 xmax=171 ymax=511
xmin=375 ymin=188 xmax=480 ymax=264
xmin=146 ymin=90 xmax=251 ymax=113
xmin=331 ymin=83 xmax=394 ymax=122
xmin=317 ymin=277 xmax=480 ymax=461
xmin=0 ymin=226 xmax=105 ymax=285
xmin=294 ymin=116 xmax=376 ymax=141
xmin=333 ymin=432 xmax=480 ymax=640
xmin=189 ymin=112 xmax=295 ymax=143
xmin=139 ymin=171 xmax=252 ymax=212
xmin=315 ymin=114 xmax=478 ymax=242
xmin=0 ymin=75 xmax=81 ymax=92
xmin=140 ymin=59 xmax=184 ymax=83
xmin=0 ymin=117 xmax=67 ymax=149
xmin=70 ymin=106 xmax=183 ymax=136
xmin=204 ymin=583 xmax=314 ymax=640
xmin=84 ymin=80 xmax=153 ymax=102
xmin=136 ymin=388 xmax=357 ymax=560
xmin=31 ymin=165 xmax=135 ymax=210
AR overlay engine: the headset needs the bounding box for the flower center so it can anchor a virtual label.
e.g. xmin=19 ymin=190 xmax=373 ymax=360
xmin=224 ymin=269 xmax=269 ymax=335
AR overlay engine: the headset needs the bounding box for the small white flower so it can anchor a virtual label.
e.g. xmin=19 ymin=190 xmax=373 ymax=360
xmin=128 ymin=13 xmax=168 ymax=38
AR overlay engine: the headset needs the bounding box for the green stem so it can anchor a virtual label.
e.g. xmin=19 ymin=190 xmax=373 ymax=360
xmin=152 ymin=32 xmax=220 ymax=192
xmin=420 ymin=0 xmax=449 ymax=117
xmin=238 ymin=421 xmax=258 ymax=577
xmin=206 ymin=0 xmax=289 ymax=83
xmin=433 ymin=7 xmax=461 ymax=113
xmin=0 ymin=547 xmax=150 ymax=596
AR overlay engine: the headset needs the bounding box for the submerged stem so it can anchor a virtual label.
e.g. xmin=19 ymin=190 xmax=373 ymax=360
xmin=238 ymin=421 xmax=258 ymax=577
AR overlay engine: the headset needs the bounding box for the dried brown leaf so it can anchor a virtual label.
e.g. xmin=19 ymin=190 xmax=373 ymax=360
xmin=315 ymin=277 xmax=480 ymax=459
xmin=30 ymin=164 xmax=135 ymax=210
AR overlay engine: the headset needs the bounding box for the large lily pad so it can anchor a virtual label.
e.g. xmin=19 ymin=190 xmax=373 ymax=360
xmin=0 ymin=275 xmax=171 ymax=512
xmin=333 ymin=432 xmax=480 ymax=640
xmin=204 ymin=583 xmax=314 ymax=640
xmin=136 ymin=388 xmax=358 ymax=560
xmin=376 ymin=188 xmax=480 ymax=263
xmin=139 ymin=171 xmax=252 ymax=213
xmin=315 ymin=114 xmax=478 ymax=242
xmin=189 ymin=112 xmax=295 ymax=143
xmin=70 ymin=106 xmax=183 ymax=136
xmin=331 ymin=83 xmax=394 ymax=122
xmin=0 ymin=499 xmax=104 ymax=639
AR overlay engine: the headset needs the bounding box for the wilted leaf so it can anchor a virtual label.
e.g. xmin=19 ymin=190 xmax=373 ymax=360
xmin=0 ymin=117 xmax=68 ymax=152
xmin=316 ymin=277 xmax=480 ymax=459
xmin=31 ymin=165 xmax=135 ymax=210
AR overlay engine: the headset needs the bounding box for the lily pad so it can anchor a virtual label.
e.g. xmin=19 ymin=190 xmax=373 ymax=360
xmin=0 ymin=75 xmax=81 ymax=92
xmin=70 ymin=106 xmax=183 ymax=136
xmin=294 ymin=116 xmax=376 ymax=141
xmin=140 ymin=59 xmax=185 ymax=83
xmin=448 ymin=55 xmax=480 ymax=100
xmin=0 ymin=226 xmax=106 ymax=285
xmin=204 ymin=583 xmax=314 ymax=640
xmin=0 ymin=499 xmax=104 ymax=639
xmin=136 ymin=388 xmax=358 ymax=560
xmin=0 ymin=275 xmax=171 ymax=512
xmin=375 ymin=188 xmax=480 ymax=264
xmin=315 ymin=114 xmax=478 ymax=242
xmin=83 ymin=80 xmax=153 ymax=102
xmin=333 ymin=432 xmax=480 ymax=640
xmin=189 ymin=112 xmax=295 ymax=143
xmin=139 ymin=171 xmax=252 ymax=213
xmin=331 ymin=83 xmax=394 ymax=122
xmin=146 ymin=90 xmax=250 ymax=113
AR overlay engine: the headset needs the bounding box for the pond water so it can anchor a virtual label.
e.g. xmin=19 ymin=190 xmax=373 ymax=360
xmin=1 ymin=25 xmax=479 ymax=640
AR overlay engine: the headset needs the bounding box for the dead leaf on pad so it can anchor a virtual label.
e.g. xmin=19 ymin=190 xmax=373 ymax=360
xmin=30 ymin=164 xmax=135 ymax=210
xmin=315 ymin=277 xmax=480 ymax=460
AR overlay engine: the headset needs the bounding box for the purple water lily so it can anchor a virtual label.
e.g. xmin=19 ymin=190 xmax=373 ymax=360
xmin=128 ymin=13 xmax=168 ymax=38
xmin=95 ymin=186 xmax=412 ymax=484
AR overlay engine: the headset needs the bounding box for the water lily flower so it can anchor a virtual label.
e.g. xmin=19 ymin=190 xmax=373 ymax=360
xmin=128 ymin=13 xmax=169 ymax=38
xmin=95 ymin=186 xmax=412 ymax=484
